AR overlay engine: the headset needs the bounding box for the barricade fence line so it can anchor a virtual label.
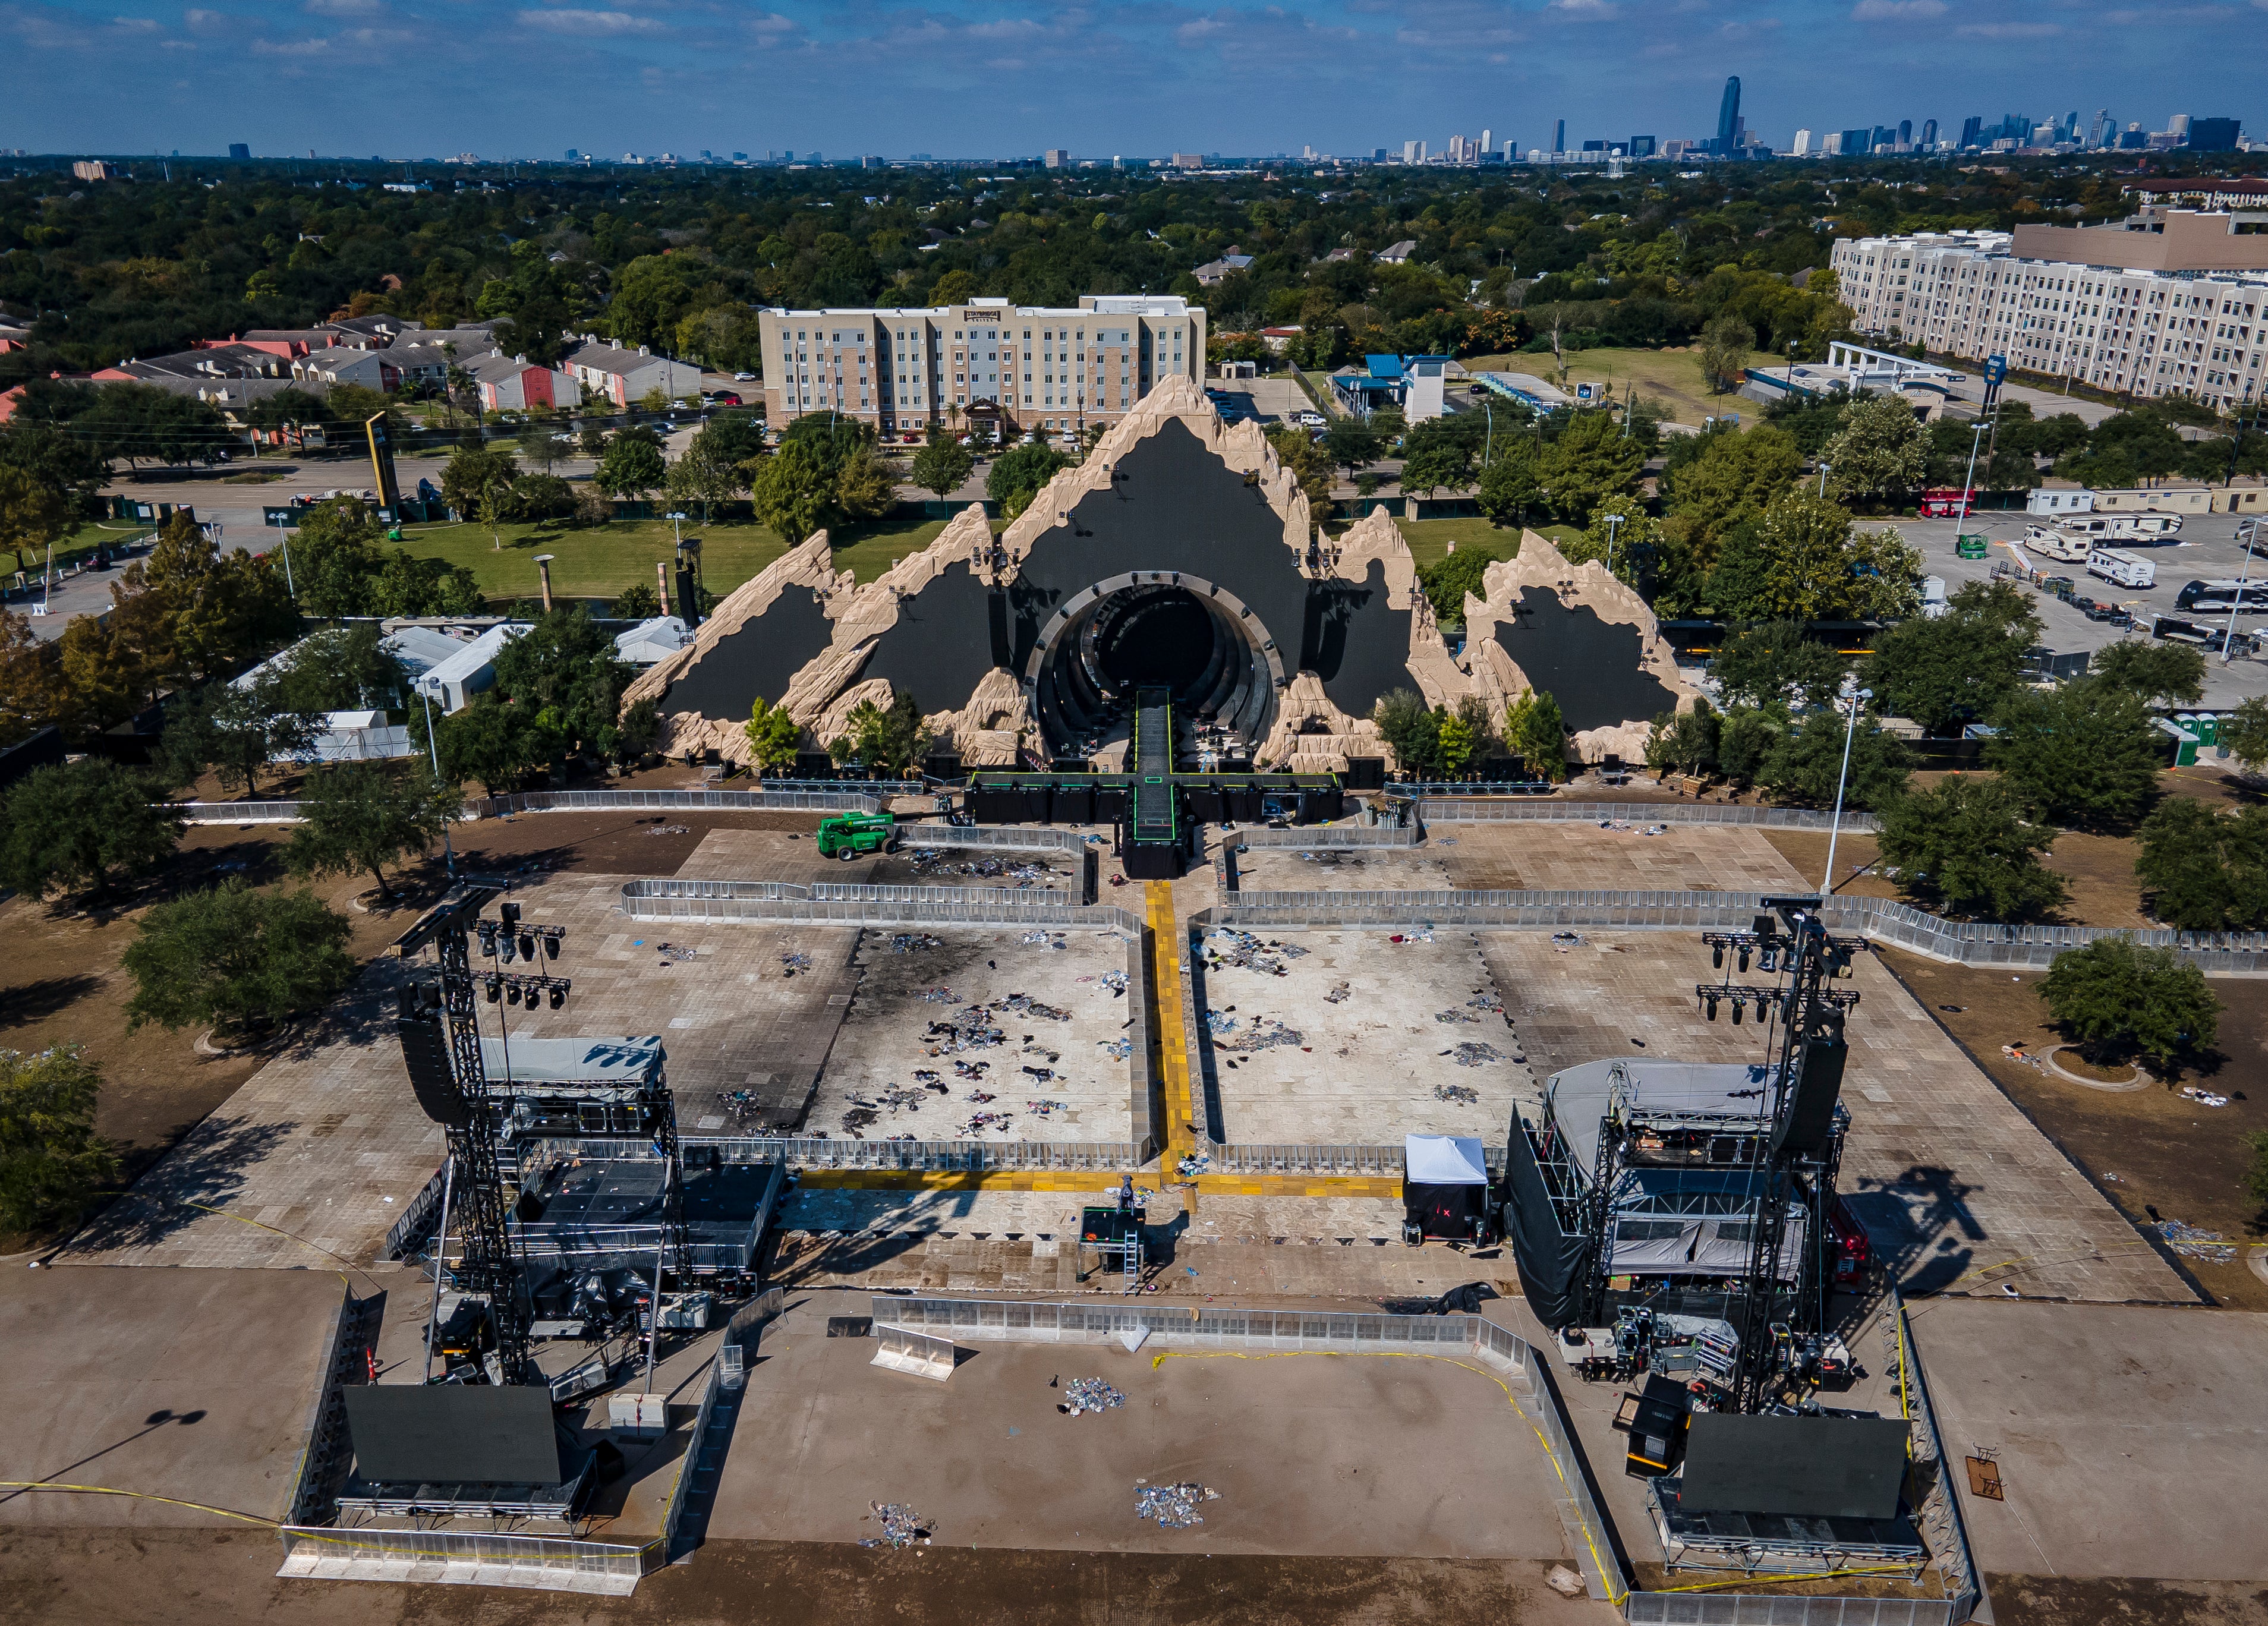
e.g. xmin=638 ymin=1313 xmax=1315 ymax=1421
xmin=538 ymin=1134 xmax=1146 ymax=1174
xmin=1413 ymin=799 xmax=1884 ymax=833
xmin=1196 ymin=890 xmax=2268 ymax=973
xmin=1235 ymin=824 xmax=1421 ymax=849
xmin=382 ymin=1163 xmax=449 ymax=1260
xmin=619 ymin=880 xmax=1144 ymax=935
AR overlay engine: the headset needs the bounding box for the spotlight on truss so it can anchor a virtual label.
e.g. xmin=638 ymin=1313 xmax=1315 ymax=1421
xmin=484 ymin=973 xmax=501 ymax=1003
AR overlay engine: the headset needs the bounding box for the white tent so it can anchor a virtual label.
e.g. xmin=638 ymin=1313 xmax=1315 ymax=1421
xmin=1405 ymin=1135 xmax=1488 ymax=1186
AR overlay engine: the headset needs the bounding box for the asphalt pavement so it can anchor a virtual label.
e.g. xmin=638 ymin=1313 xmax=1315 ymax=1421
xmin=1898 ymin=508 xmax=2268 ymax=711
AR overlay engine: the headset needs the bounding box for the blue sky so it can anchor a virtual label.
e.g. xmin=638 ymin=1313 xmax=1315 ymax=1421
xmin=2 ymin=0 xmax=2259 ymax=160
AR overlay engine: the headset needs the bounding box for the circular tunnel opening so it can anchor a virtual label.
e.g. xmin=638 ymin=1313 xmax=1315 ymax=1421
xmin=1094 ymin=588 xmax=1218 ymax=698
xmin=1032 ymin=578 xmax=1280 ymax=763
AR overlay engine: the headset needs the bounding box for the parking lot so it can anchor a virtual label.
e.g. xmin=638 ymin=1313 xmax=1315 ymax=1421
xmin=1897 ymin=508 xmax=2268 ymax=711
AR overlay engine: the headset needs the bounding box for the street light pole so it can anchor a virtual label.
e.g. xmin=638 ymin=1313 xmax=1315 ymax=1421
xmin=1957 ymin=421 xmax=1986 ymax=530
xmin=2223 ymin=519 xmax=2259 ymax=665
xmin=1822 ymin=683 xmax=1873 ymax=896
xmin=1604 ymin=513 xmax=1625 ymax=572
xmin=1817 ymin=461 xmax=1832 ymax=499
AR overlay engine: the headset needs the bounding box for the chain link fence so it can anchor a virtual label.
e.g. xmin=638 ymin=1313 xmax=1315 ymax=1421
xmin=618 ymin=880 xmax=1142 ymax=934
xmin=1236 ymin=824 xmax=1421 ymax=849
xmin=1415 ymin=799 xmax=1883 ymax=833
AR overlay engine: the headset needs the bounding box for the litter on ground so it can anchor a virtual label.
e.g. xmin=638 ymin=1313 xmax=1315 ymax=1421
xmin=858 ymin=1501 xmax=933 ymax=1549
xmin=889 ymin=933 xmax=944 ymax=953
xmin=2156 ymin=1219 xmax=2236 ymax=1263
xmin=1434 ymin=1082 xmax=1481 ymax=1105
xmin=2178 ymin=1085 xmax=2231 ymax=1107
xmin=1063 ymin=1377 xmax=1126 ymax=1416
xmin=1448 ymin=1042 xmax=1505 ymax=1067
xmin=1201 ymin=928 xmax=1310 ymax=977
xmin=1134 ymin=1480 xmax=1221 ymax=1530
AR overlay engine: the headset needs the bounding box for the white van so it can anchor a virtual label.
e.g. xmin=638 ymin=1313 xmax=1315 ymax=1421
xmin=2087 ymin=548 xmax=2156 ymax=590
xmin=2023 ymin=524 xmax=2093 ymax=562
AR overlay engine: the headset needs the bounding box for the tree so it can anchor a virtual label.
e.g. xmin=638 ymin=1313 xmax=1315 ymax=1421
xmin=160 ymin=677 xmax=326 ymax=798
xmin=745 ymin=695 xmax=801 ymax=776
xmin=1743 ymin=490 xmax=1921 ymax=621
xmin=691 ymin=409 xmax=768 ymax=468
xmin=663 ymin=436 xmax=744 ymax=521
xmin=1877 ymin=777 xmax=2069 ymax=919
xmin=1658 ymin=422 xmax=1801 ymax=559
xmin=1265 ymin=426 xmax=1334 ymax=521
xmin=1712 ymin=622 xmax=1844 ymax=710
xmin=834 ymin=445 xmax=899 ymax=521
xmin=613 ymin=582 xmax=661 ymax=619
xmin=751 ymin=440 xmax=839 ymax=544
xmin=2090 ymin=640 xmax=2206 ymax=708
xmin=440 ymin=443 xmax=521 ymax=551
xmin=430 ymin=697 xmax=559 ymax=792
xmin=0 ymin=1045 xmax=119 ymax=1236
xmin=595 ymin=430 xmax=667 ymax=503
xmin=246 ymin=387 xmax=327 ymax=451
xmin=1435 ymin=709 xmax=1476 ymax=777
xmin=1645 ymin=700 xmax=1721 ymax=776
xmin=1322 ymin=418 xmax=1387 ymax=479
xmin=0 ymin=760 xmax=182 ymax=901
xmin=1697 ymin=313 xmax=1754 ymax=395
xmin=829 ymin=691 xmax=930 ymax=776
xmin=286 ymin=762 xmax=462 ymax=899
xmin=1538 ymin=409 xmax=1645 ymax=527
xmin=1987 ymin=678 xmax=2162 ymax=829
xmin=986 ymin=443 xmax=1071 ymax=520
xmin=0 ymin=608 xmax=64 ymax=746
xmin=2039 ymin=935 xmax=2219 ymax=1071
xmin=1823 ymin=393 xmax=1926 ymax=503
xmin=1475 ymin=443 xmax=1544 ymax=529
xmin=1861 ymin=580 xmax=2042 ymax=735
xmin=489 ymin=604 xmax=630 ymax=757
xmin=122 ymin=880 xmax=355 ymax=1035
xmin=911 ymin=436 xmax=975 ymax=500
xmin=1503 ymin=688 xmax=1570 ymax=782
xmin=2133 ymin=799 xmax=2268 ymax=931
xmin=1372 ymin=689 xmax=1441 ymax=778
xmin=0 ymin=464 xmax=74 ymax=575
xmin=2219 ymin=696 xmax=2268 ymax=771
xmin=1416 ymin=543 xmax=1513 ymax=626
xmin=1756 ymin=708 xmax=1911 ymax=809
xmin=1398 ymin=437 xmax=1472 ymax=500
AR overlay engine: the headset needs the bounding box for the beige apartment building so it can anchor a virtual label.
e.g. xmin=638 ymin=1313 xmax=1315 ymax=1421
xmin=1832 ymin=209 xmax=2268 ymax=409
xmin=754 ymin=295 xmax=1205 ymax=440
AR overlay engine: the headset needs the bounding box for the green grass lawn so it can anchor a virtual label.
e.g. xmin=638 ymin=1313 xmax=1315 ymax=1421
xmin=1461 ymin=344 xmax=1777 ymax=426
xmin=1391 ymin=516 xmax=1582 ymax=571
xmin=390 ymin=515 xmax=956 ymax=605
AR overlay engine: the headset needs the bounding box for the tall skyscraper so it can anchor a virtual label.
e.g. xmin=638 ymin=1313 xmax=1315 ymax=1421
xmin=2168 ymin=113 xmax=2191 ymax=138
xmin=1920 ymin=118 xmax=1937 ymax=148
xmin=1715 ymin=77 xmax=1742 ymax=155
xmin=1958 ymin=116 xmax=1982 ymax=149
xmin=2087 ymin=109 xmax=2109 ymax=147
xmin=1553 ymin=119 xmax=1565 ymax=154
xmin=228 ymin=142 xmax=250 ymax=160
xmin=1480 ymin=128 xmax=1493 ymax=155
xmin=1898 ymin=119 xmax=1912 ymax=146
xmin=1791 ymin=129 xmax=1813 ymax=156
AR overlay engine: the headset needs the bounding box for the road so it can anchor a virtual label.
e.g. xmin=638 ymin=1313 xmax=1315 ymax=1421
xmin=1897 ymin=507 xmax=2268 ymax=711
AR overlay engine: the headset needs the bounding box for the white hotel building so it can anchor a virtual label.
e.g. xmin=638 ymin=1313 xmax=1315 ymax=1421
xmin=755 ymin=294 xmax=1205 ymax=440
xmin=1831 ymin=209 xmax=2268 ymax=409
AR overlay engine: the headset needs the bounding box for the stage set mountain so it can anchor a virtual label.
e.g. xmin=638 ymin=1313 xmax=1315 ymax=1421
xmin=625 ymin=377 xmax=1696 ymax=774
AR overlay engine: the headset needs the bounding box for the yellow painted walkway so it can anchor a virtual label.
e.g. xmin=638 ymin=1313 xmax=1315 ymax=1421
xmin=788 ymin=875 xmax=1402 ymax=1200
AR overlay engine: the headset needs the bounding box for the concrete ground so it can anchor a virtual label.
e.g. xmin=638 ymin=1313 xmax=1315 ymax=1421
xmin=1894 ymin=508 xmax=2268 ymax=711
xmin=1205 ymin=377 xmax=1315 ymax=426
xmin=1193 ymin=926 xmax=1534 ymax=1147
xmin=61 ymin=871 xmax=862 ymax=1266
xmin=1229 ymin=845 xmax=1453 ymax=893
xmin=0 ymin=1266 xmax=346 ymax=1527
xmin=1907 ymin=1299 xmax=2268 ymax=1589
xmin=710 ymin=1294 xmax=1577 ymax=1561
xmin=817 ymin=927 xmax=1139 ymax=1145
xmin=1488 ymin=929 xmax=2194 ymax=1304
xmin=1434 ymin=823 xmax=1822 ymax=894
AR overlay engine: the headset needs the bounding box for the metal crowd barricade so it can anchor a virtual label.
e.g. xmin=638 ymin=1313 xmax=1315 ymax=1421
xmin=618 ymin=879 xmax=1144 ymax=935
xmin=275 ymin=1526 xmax=646 ymax=1593
xmin=382 ymin=1164 xmax=450 ymax=1259
xmin=1236 ymin=824 xmax=1422 ymax=849
xmin=546 ymin=1135 xmax=1145 ymax=1174
xmin=1414 ymin=799 xmax=1883 ymax=833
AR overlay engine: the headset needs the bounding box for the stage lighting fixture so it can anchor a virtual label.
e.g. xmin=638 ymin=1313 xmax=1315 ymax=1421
xmin=1705 ymin=996 xmax=1720 ymax=1021
xmin=1731 ymin=996 xmax=1745 ymax=1026
xmin=1711 ymin=944 xmax=1724 ymax=969
xmin=506 ymin=981 xmax=522 ymax=1006
xmin=500 ymin=902 xmax=521 ymax=927
xmin=518 ymin=932 xmax=536 ymax=961
xmin=499 ymin=932 xmax=516 ymax=963
xmin=1736 ymin=947 xmax=1750 ymax=973
xmin=1760 ymin=945 xmax=1778 ymax=973
xmin=477 ymin=921 xmax=497 ymax=956
xmin=484 ymin=974 xmax=501 ymax=1003
xmin=543 ymin=933 xmax=560 ymax=960
xmin=548 ymin=983 xmax=566 ymax=1009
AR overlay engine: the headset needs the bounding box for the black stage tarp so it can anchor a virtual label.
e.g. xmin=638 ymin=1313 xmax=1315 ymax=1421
xmin=1680 ymin=1413 xmax=1910 ymax=1520
xmin=342 ymin=1385 xmax=566 ymax=1486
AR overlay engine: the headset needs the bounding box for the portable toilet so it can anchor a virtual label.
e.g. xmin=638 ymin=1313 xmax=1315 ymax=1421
xmin=2154 ymin=716 xmax=2201 ymax=767
xmin=2193 ymin=712 xmax=2218 ymax=748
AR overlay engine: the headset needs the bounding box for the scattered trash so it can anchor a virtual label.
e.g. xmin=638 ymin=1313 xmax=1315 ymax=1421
xmin=1098 ymin=1036 xmax=1133 ymax=1060
xmin=1220 ymin=1017 xmax=1306 ymax=1054
xmin=1176 ymin=1151 xmax=1213 ymax=1177
xmin=1021 ymin=1066 xmax=1057 ymax=1082
xmin=858 ymin=1501 xmax=934 ymax=1549
xmin=655 ymin=943 xmax=698 ymax=963
xmin=2178 ymin=1085 xmax=2231 ymax=1107
xmin=2156 ymin=1219 xmax=2237 ymax=1263
xmin=1201 ymin=928 xmax=1309 ymax=977
xmin=1062 ymin=1378 xmax=1126 ymax=1416
xmin=1549 ymin=931 xmax=1583 ymax=952
xmin=1204 ymin=1009 xmax=1239 ymax=1035
xmin=1466 ymin=989 xmax=1505 ymax=1015
xmin=1134 ymin=1480 xmax=1221 ymax=1530
xmin=890 ymin=933 xmax=944 ymax=953
xmin=645 ymin=823 xmax=691 ymax=836
xmin=1433 ymin=1082 xmax=1481 ymax=1105
xmin=909 ymin=850 xmax=1054 ymax=883
xmin=914 ymin=1069 xmax=940 ymax=1083
xmin=1386 ymin=929 xmax=1437 ymax=944
xmin=1448 ymin=1042 xmax=1505 ymax=1068
xmin=1641 ymin=824 xmax=1668 ymax=836
xmin=1022 ymin=930 xmax=1068 ymax=948
xmin=780 ymin=952 xmax=812 ymax=972
xmin=1097 ymin=970 xmax=1129 ymax=995
xmin=1545 ymin=1565 xmax=1586 ymax=1599
xmin=1001 ymin=992 xmax=1070 ymax=1022
xmin=962 ymin=1110 xmax=1016 ymax=1135
xmin=1434 ymin=1008 xmax=1482 ymax=1025
xmin=1026 ymin=1098 xmax=1071 ymax=1119
xmin=1937 ymin=1004 xmax=1965 ymax=1014
xmin=1324 ymin=985 xmax=1352 ymax=1004
xmin=917 ymin=987 xmax=958 ymax=1004
xmin=925 ymin=1008 xmax=1007 ymax=1055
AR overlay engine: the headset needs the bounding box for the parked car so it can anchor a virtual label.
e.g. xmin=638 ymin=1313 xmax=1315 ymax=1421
xmin=705 ymin=390 xmax=742 ymax=406
xmin=732 ymin=371 xmax=756 ymax=381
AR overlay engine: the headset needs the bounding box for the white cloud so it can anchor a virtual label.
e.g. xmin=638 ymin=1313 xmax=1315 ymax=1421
xmin=305 ymin=0 xmax=384 ymax=15
xmin=250 ymin=34 xmax=330 ymax=52
xmin=517 ymin=8 xmax=667 ymax=34
xmin=1955 ymin=19 xmax=2059 ymax=34
xmin=1548 ymin=0 xmax=1618 ymax=17
xmin=1852 ymin=0 xmax=1946 ymax=18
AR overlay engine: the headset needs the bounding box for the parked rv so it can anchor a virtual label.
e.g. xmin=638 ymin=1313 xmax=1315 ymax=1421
xmin=2176 ymin=579 xmax=2268 ymax=613
xmin=2087 ymin=548 xmax=2156 ymax=590
xmin=2022 ymin=524 xmax=2092 ymax=562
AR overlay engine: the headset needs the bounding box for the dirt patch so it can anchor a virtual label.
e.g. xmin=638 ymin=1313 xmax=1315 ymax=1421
xmin=1982 ymin=1573 xmax=2268 ymax=1626
xmin=0 ymin=1529 xmax=1596 ymax=1626
xmin=1875 ymin=948 xmax=2268 ymax=1310
xmin=1759 ymin=826 xmax=2153 ymax=929
xmin=2050 ymin=1046 xmax=2144 ymax=1085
